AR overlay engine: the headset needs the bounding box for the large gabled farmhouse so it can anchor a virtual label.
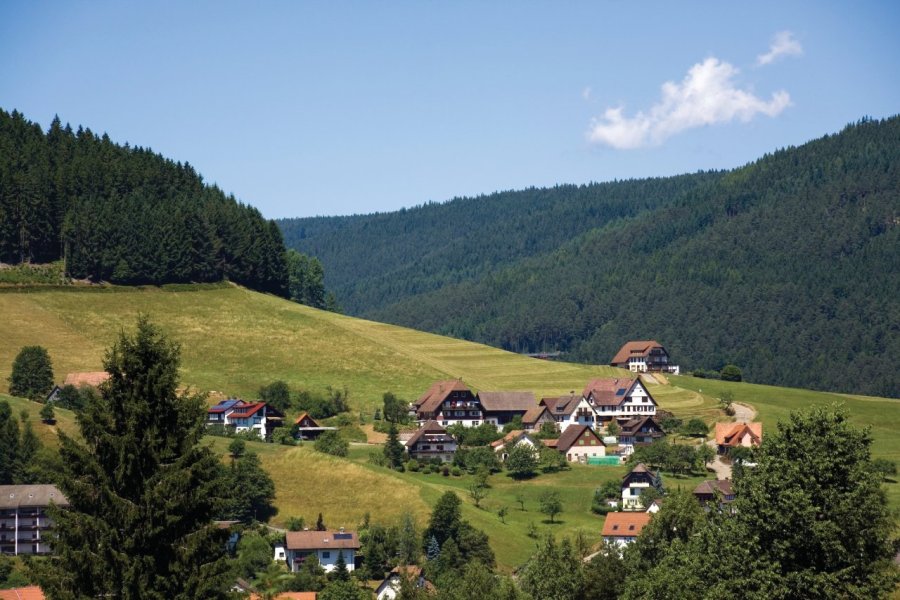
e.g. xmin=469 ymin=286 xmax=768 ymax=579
xmin=583 ymin=377 xmax=657 ymax=426
xmin=476 ymin=391 xmax=536 ymax=429
xmin=540 ymin=392 xmax=596 ymax=432
xmin=610 ymin=340 xmax=679 ymax=374
xmin=412 ymin=380 xmax=483 ymax=427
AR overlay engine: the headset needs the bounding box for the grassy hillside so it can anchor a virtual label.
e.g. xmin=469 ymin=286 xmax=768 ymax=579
xmin=283 ymin=117 xmax=900 ymax=398
xmin=1 ymin=285 xmax=896 ymax=569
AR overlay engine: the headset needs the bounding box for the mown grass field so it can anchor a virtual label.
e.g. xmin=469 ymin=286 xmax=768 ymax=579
xmin=2 ymin=284 xmax=897 ymax=568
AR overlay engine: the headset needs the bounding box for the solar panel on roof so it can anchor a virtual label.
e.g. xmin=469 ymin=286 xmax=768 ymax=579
xmin=615 ymin=389 xmax=626 ymax=396
xmin=333 ymin=533 xmax=353 ymax=540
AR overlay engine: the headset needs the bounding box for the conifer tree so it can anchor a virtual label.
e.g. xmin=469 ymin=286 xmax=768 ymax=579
xmin=384 ymin=422 xmax=405 ymax=469
xmin=33 ymin=316 xmax=231 ymax=599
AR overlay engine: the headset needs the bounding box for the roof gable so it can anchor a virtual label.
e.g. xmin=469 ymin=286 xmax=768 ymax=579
xmin=601 ymin=511 xmax=652 ymax=537
xmin=556 ymin=424 xmax=604 ymax=451
xmin=610 ymin=341 xmax=666 ymax=365
xmin=715 ymin=422 xmax=763 ymax=446
xmin=415 ymin=380 xmax=471 ymax=414
xmin=294 ymin=412 xmax=319 ymax=427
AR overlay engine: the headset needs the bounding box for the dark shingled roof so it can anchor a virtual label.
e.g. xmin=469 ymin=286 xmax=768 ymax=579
xmin=476 ymin=391 xmax=536 ymax=412
xmin=414 ymin=380 xmax=471 ymax=415
xmin=610 ymin=341 xmax=666 ymax=365
xmin=0 ymin=484 xmax=68 ymax=509
xmin=555 ymin=424 xmax=604 ymax=452
xmin=285 ymin=530 xmax=359 ymax=551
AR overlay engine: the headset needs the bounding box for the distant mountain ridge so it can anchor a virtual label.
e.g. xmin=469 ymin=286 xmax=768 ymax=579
xmin=282 ymin=117 xmax=900 ymax=398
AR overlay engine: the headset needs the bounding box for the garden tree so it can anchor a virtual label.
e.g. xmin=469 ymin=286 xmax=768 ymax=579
xmin=454 ymin=446 xmax=502 ymax=474
xmin=731 ymin=404 xmax=897 ymax=597
xmin=501 ymin=415 xmax=524 ymax=433
xmin=8 ymin=346 xmax=53 ymax=401
xmin=872 ymin=458 xmax=896 ymax=481
xmin=664 ymin=444 xmax=697 ymax=475
xmin=0 ymin=402 xmax=20 ymax=485
xmin=658 ymin=414 xmax=682 ymax=433
xmin=536 ymin=421 xmax=559 ymax=439
xmin=382 ymin=391 xmax=408 ymax=424
xmin=591 ymin=482 xmax=621 ymax=514
xmin=424 ymin=492 xmax=461 ymax=548
xmin=719 ymin=364 xmax=743 ymax=382
xmin=221 ymin=452 xmax=276 ymax=523
xmin=55 ymin=384 xmax=90 ymax=412
xmin=583 ymin=543 xmax=625 ymax=600
xmin=286 ymin=249 xmax=327 ymax=309
xmin=253 ymin=562 xmax=294 ymax=600
xmin=719 ymin=390 xmax=735 ymax=412
xmin=40 ymin=401 xmax=55 ymax=423
xmin=539 ymin=490 xmax=563 ymax=523
xmin=518 ymin=535 xmax=583 ymax=600
xmin=447 ymin=422 xmax=503 ymax=447
xmin=314 ymin=429 xmax=348 ymax=456
xmin=286 ymin=516 xmax=305 ymax=531
xmin=497 ymin=506 xmax=508 ymax=524
xmin=383 ymin=422 xmax=405 ymax=469
xmin=423 ymin=492 xmax=494 ymax=570
xmin=605 ymin=420 xmax=619 ymax=436
xmin=318 ymin=579 xmax=368 ymax=600
xmin=695 ymin=443 xmax=716 ymax=472
xmin=33 ymin=316 xmax=232 ymax=599
xmin=285 ymin=554 xmax=326 ymax=592
xmin=258 ymin=380 xmax=291 ymax=413
xmin=514 ymin=491 xmax=526 ymax=511
xmin=316 ymin=513 xmax=326 ymax=531
xmin=233 ymin=531 xmax=274 ymax=580
xmin=631 ymin=439 xmax=669 ymax=470
xmin=539 ymin=444 xmax=567 ymax=473
xmin=228 ymin=437 xmax=246 ymax=458
xmin=17 ymin=411 xmax=39 ymax=475
xmin=331 ymin=551 xmax=349 ymax=581
xmin=468 ymin=481 xmax=488 ymax=508
xmin=506 ymin=443 xmax=538 ymax=479
xmin=433 ymin=561 xmax=527 ymax=600
xmin=638 ymin=486 xmax=662 ymax=510
xmin=680 ymin=418 xmax=709 ymax=437
xmin=395 ymin=511 xmax=421 ymax=565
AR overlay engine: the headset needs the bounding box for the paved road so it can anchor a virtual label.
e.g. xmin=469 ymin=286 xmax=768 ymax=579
xmin=706 ymin=403 xmax=756 ymax=480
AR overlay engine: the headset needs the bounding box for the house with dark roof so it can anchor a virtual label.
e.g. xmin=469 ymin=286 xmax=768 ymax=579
xmin=540 ymin=392 xmax=597 ymax=432
xmin=601 ymin=511 xmax=652 ymax=546
xmin=521 ymin=405 xmax=555 ymax=432
xmin=621 ymin=463 xmax=663 ymax=510
xmin=476 ymin=391 xmax=536 ymax=429
xmin=0 ymin=485 xmax=68 ymax=556
xmin=553 ymin=424 xmax=606 ymax=463
xmin=714 ymin=422 xmax=762 ymax=454
xmin=693 ymin=479 xmax=735 ymax=508
xmin=284 ymin=529 xmax=359 ymax=573
xmin=411 ymin=380 xmax=484 ymax=427
xmin=293 ymin=412 xmax=336 ymax=441
xmin=405 ymin=421 xmax=457 ymax=462
xmin=610 ymin=341 xmax=679 ymax=374
xmin=618 ymin=416 xmax=665 ymax=454
xmin=206 ymin=399 xmax=284 ymax=440
xmin=583 ymin=377 xmax=657 ymax=426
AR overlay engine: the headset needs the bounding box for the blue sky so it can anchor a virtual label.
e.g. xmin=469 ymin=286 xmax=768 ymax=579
xmin=2 ymin=1 xmax=898 ymax=218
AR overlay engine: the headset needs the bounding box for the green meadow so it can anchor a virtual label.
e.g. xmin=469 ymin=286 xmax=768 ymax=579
xmin=1 ymin=284 xmax=897 ymax=568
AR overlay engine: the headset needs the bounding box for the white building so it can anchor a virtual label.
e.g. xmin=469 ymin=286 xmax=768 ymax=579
xmin=285 ymin=529 xmax=359 ymax=573
xmin=0 ymin=484 xmax=68 ymax=555
xmin=584 ymin=377 xmax=657 ymax=426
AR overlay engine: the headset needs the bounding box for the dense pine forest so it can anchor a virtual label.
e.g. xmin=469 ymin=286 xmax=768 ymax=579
xmin=281 ymin=117 xmax=900 ymax=398
xmin=0 ymin=109 xmax=288 ymax=295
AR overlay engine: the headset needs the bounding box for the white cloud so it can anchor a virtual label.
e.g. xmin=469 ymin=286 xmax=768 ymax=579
xmin=757 ymin=31 xmax=803 ymax=66
xmin=582 ymin=86 xmax=592 ymax=101
xmin=587 ymin=57 xmax=791 ymax=149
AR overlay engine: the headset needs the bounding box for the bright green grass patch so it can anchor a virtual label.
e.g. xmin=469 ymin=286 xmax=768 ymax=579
xmin=0 ymin=393 xmax=78 ymax=448
xmin=0 ymin=261 xmax=67 ymax=285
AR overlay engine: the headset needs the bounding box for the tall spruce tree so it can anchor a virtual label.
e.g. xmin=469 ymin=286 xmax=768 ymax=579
xmin=33 ymin=316 xmax=231 ymax=599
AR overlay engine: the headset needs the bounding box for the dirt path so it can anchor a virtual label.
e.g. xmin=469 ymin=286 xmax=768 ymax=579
xmin=706 ymin=402 xmax=757 ymax=480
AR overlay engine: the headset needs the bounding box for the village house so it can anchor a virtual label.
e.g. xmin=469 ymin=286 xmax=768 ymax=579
xmin=609 ymin=340 xmax=680 ymax=374
xmin=693 ymin=479 xmax=735 ymax=508
xmin=45 ymin=371 xmax=110 ymax=403
xmin=553 ymin=424 xmax=606 ymax=463
xmin=284 ymin=529 xmax=359 ymax=573
xmin=601 ymin=511 xmax=652 ymax=547
xmin=540 ymin=392 xmax=596 ymax=432
xmin=521 ymin=405 xmax=555 ymax=432
xmin=714 ymin=422 xmax=763 ymax=454
xmin=292 ymin=412 xmax=336 ymax=441
xmin=583 ymin=377 xmax=657 ymax=426
xmin=490 ymin=430 xmax=540 ymax=462
xmin=411 ymin=380 xmax=483 ymax=427
xmin=0 ymin=484 xmax=68 ymax=556
xmin=621 ymin=463 xmax=663 ymax=511
xmin=475 ymin=391 xmax=536 ymax=429
xmin=617 ymin=415 xmax=666 ymax=455
xmin=405 ymin=420 xmax=457 ymax=463
xmin=205 ymin=399 xmax=284 ymax=440
xmin=375 ymin=565 xmax=433 ymax=600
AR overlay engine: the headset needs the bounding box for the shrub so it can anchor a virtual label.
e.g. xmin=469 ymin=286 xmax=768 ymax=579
xmin=451 ymin=466 xmax=461 ymax=477
xmin=314 ymin=430 xmax=349 ymax=457
xmin=441 ymin=465 xmax=450 ymax=476
xmin=406 ymin=460 xmax=420 ymax=472
xmin=720 ymin=364 xmax=743 ymax=382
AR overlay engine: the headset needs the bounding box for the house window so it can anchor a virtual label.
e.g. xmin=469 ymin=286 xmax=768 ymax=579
xmin=442 ymin=421 xmax=449 ymax=426
xmin=322 ymin=551 xmax=331 ymax=559
xmin=472 ymin=421 xmax=480 ymax=426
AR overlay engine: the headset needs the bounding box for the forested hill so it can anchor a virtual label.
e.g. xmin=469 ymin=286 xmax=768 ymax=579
xmin=0 ymin=109 xmax=288 ymax=295
xmin=280 ymin=117 xmax=900 ymax=398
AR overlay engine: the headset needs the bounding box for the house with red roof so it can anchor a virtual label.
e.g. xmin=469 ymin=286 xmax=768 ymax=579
xmin=540 ymin=392 xmax=597 ymax=432
xmin=490 ymin=430 xmax=540 ymax=462
xmin=411 ymin=380 xmax=483 ymax=427
xmin=601 ymin=511 xmax=652 ymax=547
xmin=610 ymin=340 xmax=679 ymax=374
xmin=714 ymin=422 xmax=762 ymax=454
xmin=293 ymin=412 xmax=336 ymax=441
xmin=285 ymin=529 xmax=359 ymax=573
xmin=206 ymin=399 xmax=284 ymax=440
xmin=46 ymin=371 xmax=110 ymax=403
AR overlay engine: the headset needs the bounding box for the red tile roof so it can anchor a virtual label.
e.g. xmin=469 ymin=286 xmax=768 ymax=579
xmin=406 ymin=420 xmax=453 ymax=448
xmin=610 ymin=341 xmax=665 ymax=365
xmin=229 ymin=402 xmax=266 ymax=418
xmin=714 ymin=422 xmax=763 ymax=447
xmin=294 ymin=412 xmax=319 ymax=427
xmin=285 ymin=530 xmax=360 ymax=551
xmin=63 ymin=371 xmax=109 ymax=387
xmin=522 ymin=405 xmax=549 ymax=424
xmin=601 ymin=511 xmax=652 ymax=538
xmin=0 ymin=587 xmax=46 ymax=600
xmin=693 ymin=479 xmax=734 ymax=497
xmin=582 ymin=377 xmax=640 ymax=406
